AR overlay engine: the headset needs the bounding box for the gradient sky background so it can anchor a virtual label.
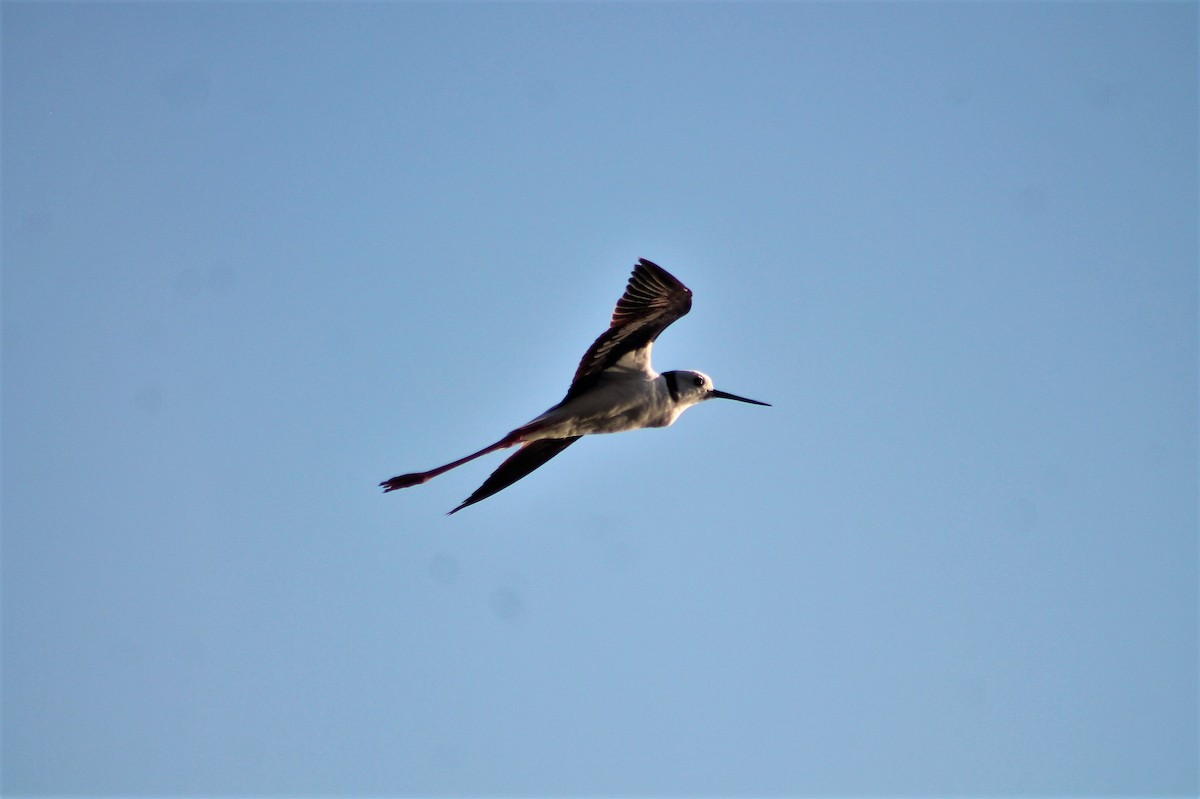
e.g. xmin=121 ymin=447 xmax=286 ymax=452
xmin=3 ymin=3 xmax=1197 ymax=796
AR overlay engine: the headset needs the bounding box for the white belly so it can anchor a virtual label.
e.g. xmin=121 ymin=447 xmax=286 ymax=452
xmin=525 ymin=377 xmax=677 ymax=439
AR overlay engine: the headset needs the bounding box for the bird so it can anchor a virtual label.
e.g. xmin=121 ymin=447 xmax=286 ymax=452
xmin=381 ymin=258 xmax=770 ymax=514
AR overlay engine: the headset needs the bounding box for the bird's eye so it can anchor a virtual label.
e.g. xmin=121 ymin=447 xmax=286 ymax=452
xmin=693 ymin=376 xmax=704 ymax=387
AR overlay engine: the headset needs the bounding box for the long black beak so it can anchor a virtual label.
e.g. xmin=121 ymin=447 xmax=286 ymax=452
xmin=710 ymin=389 xmax=771 ymax=407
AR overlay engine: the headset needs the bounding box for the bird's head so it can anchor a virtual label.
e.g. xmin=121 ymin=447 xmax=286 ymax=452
xmin=665 ymin=370 xmax=771 ymax=411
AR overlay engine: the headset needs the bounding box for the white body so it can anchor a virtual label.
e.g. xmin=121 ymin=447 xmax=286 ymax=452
xmin=527 ymin=372 xmax=680 ymax=439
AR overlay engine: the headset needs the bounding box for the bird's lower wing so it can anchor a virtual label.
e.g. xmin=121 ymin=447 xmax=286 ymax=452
xmin=448 ymin=437 xmax=582 ymax=515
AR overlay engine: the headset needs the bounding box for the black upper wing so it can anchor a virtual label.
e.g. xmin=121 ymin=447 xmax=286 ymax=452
xmin=563 ymin=259 xmax=692 ymax=402
xmin=448 ymin=437 xmax=582 ymax=515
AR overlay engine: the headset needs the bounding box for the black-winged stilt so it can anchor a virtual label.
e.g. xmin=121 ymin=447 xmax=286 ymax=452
xmin=381 ymin=258 xmax=769 ymax=514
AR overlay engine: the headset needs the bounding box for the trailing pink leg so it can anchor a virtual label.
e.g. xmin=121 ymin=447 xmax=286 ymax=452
xmin=380 ymin=438 xmax=510 ymax=491
xmin=380 ymin=420 xmax=549 ymax=493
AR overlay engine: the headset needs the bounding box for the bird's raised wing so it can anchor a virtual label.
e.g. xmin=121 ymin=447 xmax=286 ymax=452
xmin=563 ymin=259 xmax=692 ymax=402
xmin=448 ymin=436 xmax=581 ymax=515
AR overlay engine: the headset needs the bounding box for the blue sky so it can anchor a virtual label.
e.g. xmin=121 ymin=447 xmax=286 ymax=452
xmin=3 ymin=2 xmax=1196 ymax=795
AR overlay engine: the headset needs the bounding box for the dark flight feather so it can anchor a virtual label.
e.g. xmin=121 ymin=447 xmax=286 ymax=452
xmin=448 ymin=436 xmax=582 ymax=515
xmin=563 ymin=259 xmax=692 ymax=402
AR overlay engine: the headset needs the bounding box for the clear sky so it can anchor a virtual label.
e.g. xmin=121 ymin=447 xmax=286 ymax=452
xmin=3 ymin=2 xmax=1196 ymax=796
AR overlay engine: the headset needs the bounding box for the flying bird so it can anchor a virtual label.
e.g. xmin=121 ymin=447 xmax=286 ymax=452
xmin=381 ymin=258 xmax=769 ymax=513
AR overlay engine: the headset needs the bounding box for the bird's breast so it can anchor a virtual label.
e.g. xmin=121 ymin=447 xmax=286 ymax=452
xmin=527 ymin=378 xmax=676 ymax=438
